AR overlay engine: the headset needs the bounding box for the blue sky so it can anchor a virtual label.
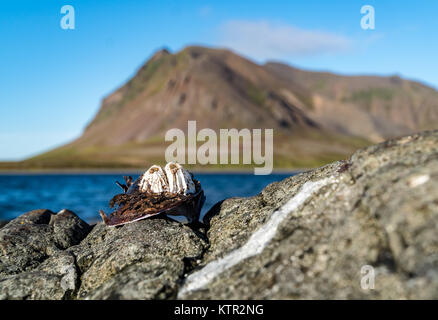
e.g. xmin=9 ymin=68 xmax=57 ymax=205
xmin=0 ymin=0 xmax=437 ymax=160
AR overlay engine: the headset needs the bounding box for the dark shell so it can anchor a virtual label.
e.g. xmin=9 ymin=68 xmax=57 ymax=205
xmin=100 ymin=177 xmax=205 ymax=227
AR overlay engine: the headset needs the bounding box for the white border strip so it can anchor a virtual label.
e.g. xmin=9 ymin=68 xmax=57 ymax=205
xmin=178 ymin=177 xmax=334 ymax=297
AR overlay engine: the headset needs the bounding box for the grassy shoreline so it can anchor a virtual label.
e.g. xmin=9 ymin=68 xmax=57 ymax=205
xmin=0 ymin=167 xmax=302 ymax=175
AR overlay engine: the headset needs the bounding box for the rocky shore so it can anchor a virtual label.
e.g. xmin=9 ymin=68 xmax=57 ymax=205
xmin=1 ymin=130 xmax=437 ymax=299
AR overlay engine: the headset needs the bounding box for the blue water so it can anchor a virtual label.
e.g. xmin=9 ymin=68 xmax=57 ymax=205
xmin=0 ymin=173 xmax=293 ymax=222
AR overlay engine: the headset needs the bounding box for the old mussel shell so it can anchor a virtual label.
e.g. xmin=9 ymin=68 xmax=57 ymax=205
xmin=99 ymin=162 xmax=205 ymax=227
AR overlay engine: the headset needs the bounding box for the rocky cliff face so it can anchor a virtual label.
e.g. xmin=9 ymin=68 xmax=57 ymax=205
xmin=1 ymin=130 xmax=437 ymax=299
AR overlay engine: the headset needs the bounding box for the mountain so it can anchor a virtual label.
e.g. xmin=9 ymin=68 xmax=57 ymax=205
xmin=265 ymin=62 xmax=438 ymax=141
xmin=15 ymin=46 xmax=438 ymax=169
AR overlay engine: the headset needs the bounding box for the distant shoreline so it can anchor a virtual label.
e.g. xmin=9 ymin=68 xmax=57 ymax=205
xmin=0 ymin=168 xmax=302 ymax=175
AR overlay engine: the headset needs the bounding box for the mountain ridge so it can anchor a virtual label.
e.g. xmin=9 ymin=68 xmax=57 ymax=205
xmin=6 ymin=45 xmax=438 ymax=170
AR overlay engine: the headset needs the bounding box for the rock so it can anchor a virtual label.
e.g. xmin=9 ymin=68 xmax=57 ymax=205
xmin=0 ymin=207 xmax=207 ymax=300
xmin=0 ymin=209 xmax=91 ymax=299
xmin=178 ymin=130 xmax=438 ymax=299
xmin=0 ymin=251 xmax=78 ymax=300
xmin=0 ymin=209 xmax=90 ymax=276
xmin=70 ymin=217 xmax=207 ymax=299
xmin=1 ymin=130 xmax=437 ymax=300
xmin=0 ymin=221 xmax=7 ymax=229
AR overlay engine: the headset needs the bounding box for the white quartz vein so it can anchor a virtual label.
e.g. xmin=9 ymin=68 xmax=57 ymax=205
xmin=178 ymin=177 xmax=335 ymax=297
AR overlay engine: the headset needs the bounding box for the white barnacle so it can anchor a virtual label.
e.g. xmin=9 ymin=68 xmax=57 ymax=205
xmin=139 ymin=165 xmax=169 ymax=193
xmin=165 ymin=162 xmax=196 ymax=195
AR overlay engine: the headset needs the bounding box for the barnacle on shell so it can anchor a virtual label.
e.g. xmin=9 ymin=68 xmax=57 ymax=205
xmin=139 ymin=165 xmax=169 ymax=193
xmin=138 ymin=162 xmax=196 ymax=195
xmin=165 ymin=162 xmax=196 ymax=195
xmin=99 ymin=162 xmax=205 ymax=227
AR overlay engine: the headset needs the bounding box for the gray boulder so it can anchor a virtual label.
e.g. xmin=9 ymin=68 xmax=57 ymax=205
xmin=0 ymin=209 xmax=91 ymax=299
xmin=0 ymin=209 xmax=207 ymax=300
xmin=0 ymin=130 xmax=437 ymax=299
xmin=179 ymin=130 xmax=438 ymax=299
xmin=70 ymin=218 xmax=207 ymax=299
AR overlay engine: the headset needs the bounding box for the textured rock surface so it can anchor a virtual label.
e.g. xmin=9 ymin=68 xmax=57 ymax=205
xmin=0 ymin=130 xmax=437 ymax=299
xmin=0 ymin=208 xmax=207 ymax=300
xmin=179 ymin=130 xmax=438 ymax=299
xmin=70 ymin=218 xmax=207 ymax=299
xmin=0 ymin=209 xmax=91 ymax=299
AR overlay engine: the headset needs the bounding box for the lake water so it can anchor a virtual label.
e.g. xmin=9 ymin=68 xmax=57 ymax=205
xmin=0 ymin=173 xmax=294 ymax=223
